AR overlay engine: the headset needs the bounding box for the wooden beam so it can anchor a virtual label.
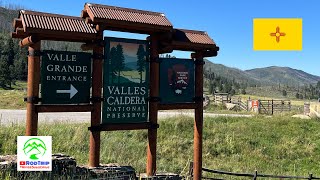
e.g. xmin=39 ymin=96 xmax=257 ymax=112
xmin=36 ymin=105 xmax=93 ymax=113
xmin=157 ymin=32 xmax=173 ymax=43
xmin=85 ymin=17 xmax=93 ymax=24
xmin=13 ymin=18 xmax=23 ymax=29
xmin=158 ymin=103 xmax=197 ymax=110
xmin=19 ymin=35 xmax=40 ymax=47
xmin=85 ymin=5 xmax=96 ymax=23
xmin=94 ymin=24 xmax=103 ymax=32
xmin=11 ymin=32 xmax=28 ymax=39
xmin=81 ymin=10 xmax=89 ymax=18
xmin=81 ymin=43 xmax=97 ymax=51
xmin=26 ymin=41 xmax=41 ymax=136
xmin=16 ymin=27 xmax=24 ymax=34
xmin=88 ymin=122 xmax=158 ymax=131
xmin=93 ymin=18 xmax=172 ymax=34
xmin=89 ymin=26 xmax=104 ymax=168
xmin=37 ymin=34 xmax=94 ymax=42
xmin=193 ymin=51 xmax=204 ymax=180
xmin=158 ymin=46 xmax=173 ymax=54
xmin=202 ymin=50 xmax=218 ymax=57
xmin=191 ymin=50 xmax=218 ymax=58
xmin=171 ymin=41 xmax=217 ymax=52
xmin=24 ymin=27 xmax=96 ymax=41
xmin=147 ymin=34 xmax=159 ymax=176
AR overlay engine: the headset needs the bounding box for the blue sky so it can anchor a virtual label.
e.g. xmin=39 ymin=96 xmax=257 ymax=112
xmin=9 ymin=0 xmax=320 ymax=75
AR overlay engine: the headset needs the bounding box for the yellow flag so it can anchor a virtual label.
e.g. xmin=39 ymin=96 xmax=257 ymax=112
xmin=253 ymin=18 xmax=302 ymax=51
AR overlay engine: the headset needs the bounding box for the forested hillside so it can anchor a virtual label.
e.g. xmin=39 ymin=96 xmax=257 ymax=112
xmin=0 ymin=5 xmax=82 ymax=88
xmin=204 ymin=60 xmax=320 ymax=100
xmin=1 ymin=4 xmax=320 ymax=100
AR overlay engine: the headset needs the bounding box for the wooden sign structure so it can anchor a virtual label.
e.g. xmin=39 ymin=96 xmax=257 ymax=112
xmin=12 ymin=4 xmax=219 ymax=180
xmin=102 ymin=37 xmax=149 ymax=124
xmin=159 ymin=58 xmax=195 ymax=104
xmin=41 ymin=50 xmax=92 ymax=104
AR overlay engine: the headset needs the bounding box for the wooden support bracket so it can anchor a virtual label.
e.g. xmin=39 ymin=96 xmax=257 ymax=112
xmin=19 ymin=35 xmax=40 ymax=47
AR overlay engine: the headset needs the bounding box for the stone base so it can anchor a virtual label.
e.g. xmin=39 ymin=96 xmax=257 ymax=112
xmin=139 ymin=173 xmax=182 ymax=180
xmin=0 ymin=154 xmax=136 ymax=180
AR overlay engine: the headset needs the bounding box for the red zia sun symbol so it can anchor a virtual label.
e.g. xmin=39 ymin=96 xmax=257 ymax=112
xmin=270 ymin=26 xmax=286 ymax=43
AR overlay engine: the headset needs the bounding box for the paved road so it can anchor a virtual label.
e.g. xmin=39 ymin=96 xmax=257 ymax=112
xmin=0 ymin=109 xmax=253 ymax=126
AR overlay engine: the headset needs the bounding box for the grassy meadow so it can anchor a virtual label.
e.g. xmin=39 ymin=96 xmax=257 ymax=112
xmin=1 ymin=116 xmax=320 ymax=178
xmin=0 ymin=81 xmax=26 ymax=109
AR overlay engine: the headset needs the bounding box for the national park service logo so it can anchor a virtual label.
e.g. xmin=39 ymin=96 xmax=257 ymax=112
xmin=167 ymin=64 xmax=190 ymax=95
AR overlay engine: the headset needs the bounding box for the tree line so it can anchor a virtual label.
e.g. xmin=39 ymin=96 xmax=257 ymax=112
xmin=205 ymin=68 xmax=320 ymax=100
xmin=0 ymin=33 xmax=27 ymax=88
xmin=204 ymin=70 xmax=247 ymax=96
xmin=281 ymin=82 xmax=320 ymax=100
xmin=0 ymin=32 xmax=84 ymax=88
xmin=108 ymin=43 xmax=146 ymax=84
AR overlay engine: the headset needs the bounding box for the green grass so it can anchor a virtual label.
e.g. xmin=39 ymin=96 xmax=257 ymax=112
xmin=235 ymin=94 xmax=310 ymax=107
xmin=1 ymin=116 xmax=320 ymax=178
xmin=0 ymin=90 xmax=26 ymax=109
xmin=204 ymin=104 xmax=253 ymax=115
xmin=0 ymin=81 xmax=27 ymax=109
xmin=0 ymin=81 xmax=27 ymax=91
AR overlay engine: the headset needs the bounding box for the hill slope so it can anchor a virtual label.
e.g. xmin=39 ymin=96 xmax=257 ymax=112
xmin=0 ymin=6 xmax=19 ymax=32
xmin=205 ymin=60 xmax=320 ymax=86
xmin=245 ymin=66 xmax=320 ymax=86
xmin=204 ymin=60 xmax=265 ymax=86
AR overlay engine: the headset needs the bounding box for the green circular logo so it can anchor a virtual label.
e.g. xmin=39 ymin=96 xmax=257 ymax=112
xmin=23 ymin=138 xmax=47 ymax=160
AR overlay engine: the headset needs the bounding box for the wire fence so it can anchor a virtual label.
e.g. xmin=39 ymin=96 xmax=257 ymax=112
xmin=189 ymin=162 xmax=320 ymax=180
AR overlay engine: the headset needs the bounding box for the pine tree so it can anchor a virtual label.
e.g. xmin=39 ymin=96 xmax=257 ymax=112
xmin=208 ymin=83 xmax=215 ymax=95
xmin=109 ymin=47 xmax=117 ymax=83
xmin=282 ymin=90 xmax=287 ymax=96
xmin=6 ymin=38 xmax=15 ymax=66
xmin=0 ymin=56 xmax=10 ymax=87
xmin=115 ymin=44 xmax=125 ymax=83
xmin=13 ymin=52 xmax=28 ymax=81
xmin=241 ymin=89 xmax=246 ymax=95
xmin=136 ymin=44 xmax=145 ymax=83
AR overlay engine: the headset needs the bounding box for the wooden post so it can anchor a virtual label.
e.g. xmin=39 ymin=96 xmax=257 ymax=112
xmin=271 ymin=99 xmax=274 ymax=115
xmin=193 ymin=51 xmax=204 ymax=180
xmin=26 ymin=41 xmax=41 ymax=136
xmin=147 ymin=35 xmax=159 ymax=176
xmin=89 ymin=25 xmax=103 ymax=167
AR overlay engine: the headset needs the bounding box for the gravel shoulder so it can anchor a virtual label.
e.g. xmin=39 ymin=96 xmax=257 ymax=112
xmin=0 ymin=109 xmax=253 ymax=126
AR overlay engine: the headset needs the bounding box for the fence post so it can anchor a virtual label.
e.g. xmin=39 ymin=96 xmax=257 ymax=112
xmin=188 ymin=162 xmax=194 ymax=178
xmin=271 ymin=99 xmax=274 ymax=115
xmin=289 ymin=101 xmax=291 ymax=111
xmin=309 ymin=173 xmax=313 ymax=180
xmin=253 ymin=170 xmax=258 ymax=180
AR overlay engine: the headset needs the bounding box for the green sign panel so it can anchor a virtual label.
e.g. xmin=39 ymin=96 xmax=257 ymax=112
xmin=159 ymin=58 xmax=195 ymax=104
xmin=41 ymin=50 xmax=91 ymax=104
xmin=102 ymin=37 xmax=149 ymax=124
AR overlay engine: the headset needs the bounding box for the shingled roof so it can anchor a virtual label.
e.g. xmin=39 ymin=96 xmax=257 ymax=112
xmin=177 ymin=29 xmax=215 ymax=45
xmin=11 ymin=3 xmax=219 ymax=56
xmin=12 ymin=10 xmax=97 ymax=42
xmin=170 ymin=29 xmax=218 ymax=52
xmin=82 ymin=3 xmax=173 ymax=33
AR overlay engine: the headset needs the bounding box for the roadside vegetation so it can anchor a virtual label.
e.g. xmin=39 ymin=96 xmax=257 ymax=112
xmin=0 ymin=81 xmax=26 ymax=109
xmin=1 ymin=116 xmax=320 ymax=177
